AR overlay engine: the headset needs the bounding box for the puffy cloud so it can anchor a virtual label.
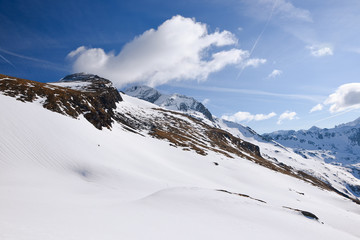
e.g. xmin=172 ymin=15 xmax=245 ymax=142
xmin=307 ymin=45 xmax=333 ymax=57
xmin=67 ymin=46 xmax=87 ymax=58
xmin=277 ymin=111 xmax=297 ymax=124
xmin=268 ymin=69 xmax=282 ymax=78
xmin=310 ymin=103 xmax=323 ymax=113
xmin=222 ymin=111 xmax=276 ymax=123
xmin=68 ymin=15 xmax=261 ymax=88
xmin=324 ymin=83 xmax=360 ymax=113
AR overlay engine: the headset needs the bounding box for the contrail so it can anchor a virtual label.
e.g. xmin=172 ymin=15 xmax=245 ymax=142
xmin=0 ymin=47 xmax=68 ymax=72
xmin=0 ymin=53 xmax=16 ymax=69
xmin=237 ymin=0 xmax=278 ymax=79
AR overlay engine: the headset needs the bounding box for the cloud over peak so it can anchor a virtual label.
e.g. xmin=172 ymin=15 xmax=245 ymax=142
xmin=68 ymin=15 xmax=263 ymax=88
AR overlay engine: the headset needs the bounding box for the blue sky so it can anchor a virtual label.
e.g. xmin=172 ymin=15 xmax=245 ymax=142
xmin=1 ymin=0 xmax=360 ymax=133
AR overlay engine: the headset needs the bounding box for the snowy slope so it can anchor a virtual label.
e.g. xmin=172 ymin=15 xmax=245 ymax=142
xmin=216 ymin=118 xmax=360 ymax=199
xmin=123 ymin=83 xmax=360 ymax=200
xmin=1 ymin=93 xmax=360 ymax=239
xmin=1 ymin=73 xmax=360 ymax=239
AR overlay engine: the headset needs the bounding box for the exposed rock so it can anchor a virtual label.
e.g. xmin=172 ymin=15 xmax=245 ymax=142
xmin=0 ymin=73 xmax=122 ymax=130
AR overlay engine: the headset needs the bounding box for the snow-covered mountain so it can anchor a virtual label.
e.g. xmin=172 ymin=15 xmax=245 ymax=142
xmin=263 ymin=122 xmax=360 ymax=192
xmin=124 ymin=83 xmax=360 ymax=200
xmin=1 ymin=73 xmax=360 ymax=240
xmin=125 ymin=85 xmax=213 ymax=121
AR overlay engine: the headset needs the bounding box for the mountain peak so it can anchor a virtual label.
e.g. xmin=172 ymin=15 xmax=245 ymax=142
xmin=125 ymin=85 xmax=214 ymax=121
xmin=60 ymin=73 xmax=100 ymax=82
xmin=55 ymin=73 xmax=114 ymax=93
xmin=336 ymin=116 xmax=360 ymax=128
xmin=125 ymin=85 xmax=161 ymax=103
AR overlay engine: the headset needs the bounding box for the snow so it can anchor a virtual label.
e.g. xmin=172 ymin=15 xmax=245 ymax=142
xmin=216 ymin=118 xmax=360 ymax=199
xmin=124 ymin=85 xmax=213 ymax=121
xmin=1 ymin=93 xmax=360 ymax=239
xmin=49 ymin=81 xmax=93 ymax=91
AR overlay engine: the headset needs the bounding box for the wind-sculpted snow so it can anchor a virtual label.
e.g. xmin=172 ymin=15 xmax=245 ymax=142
xmin=1 ymin=73 xmax=360 ymax=239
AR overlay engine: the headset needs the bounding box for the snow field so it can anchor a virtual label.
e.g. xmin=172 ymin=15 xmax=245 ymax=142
xmin=0 ymin=94 xmax=359 ymax=239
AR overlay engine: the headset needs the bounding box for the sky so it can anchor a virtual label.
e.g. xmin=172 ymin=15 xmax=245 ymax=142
xmin=1 ymin=0 xmax=360 ymax=133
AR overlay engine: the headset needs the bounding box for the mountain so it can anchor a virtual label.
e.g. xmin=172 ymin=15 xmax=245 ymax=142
xmin=124 ymin=83 xmax=360 ymax=200
xmin=125 ymin=85 xmax=214 ymax=121
xmin=263 ymin=121 xmax=360 ymax=191
xmin=0 ymin=73 xmax=122 ymax=129
xmin=1 ymin=73 xmax=360 ymax=240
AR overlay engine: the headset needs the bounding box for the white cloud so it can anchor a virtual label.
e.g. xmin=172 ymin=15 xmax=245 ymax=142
xmin=277 ymin=111 xmax=297 ymax=124
xmin=241 ymin=58 xmax=267 ymax=68
xmin=67 ymin=15 xmax=261 ymax=88
xmin=202 ymin=98 xmax=210 ymax=105
xmin=268 ymin=69 xmax=282 ymax=78
xmin=324 ymin=83 xmax=360 ymax=113
xmin=310 ymin=103 xmax=323 ymax=113
xmin=67 ymin=46 xmax=87 ymax=58
xmin=222 ymin=111 xmax=276 ymax=123
xmin=307 ymin=45 xmax=333 ymax=57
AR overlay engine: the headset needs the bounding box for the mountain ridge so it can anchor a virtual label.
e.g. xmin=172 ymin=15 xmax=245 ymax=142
xmin=124 ymin=85 xmax=214 ymax=121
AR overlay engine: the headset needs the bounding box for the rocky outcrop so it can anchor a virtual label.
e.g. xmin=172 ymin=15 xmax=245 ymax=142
xmin=0 ymin=73 xmax=122 ymax=129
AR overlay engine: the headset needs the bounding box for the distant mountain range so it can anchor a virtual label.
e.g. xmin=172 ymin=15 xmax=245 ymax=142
xmin=263 ymin=120 xmax=360 ymax=194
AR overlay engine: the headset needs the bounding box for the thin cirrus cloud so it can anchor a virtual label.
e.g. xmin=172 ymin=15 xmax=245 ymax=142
xmin=323 ymin=83 xmax=360 ymax=113
xmin=242 ymin=0 xmax=312 ymax=23
xmin=277 ymin=111 xmax=297 ymax=124
xmin=221 ymin=111 xmax=276 ymax=123
xmin=67 ymin=15 xmax=266 ymax=88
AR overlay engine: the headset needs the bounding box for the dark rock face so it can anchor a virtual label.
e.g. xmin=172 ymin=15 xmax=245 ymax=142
xmin=0 ymin=73 xmax=122 ymax=130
